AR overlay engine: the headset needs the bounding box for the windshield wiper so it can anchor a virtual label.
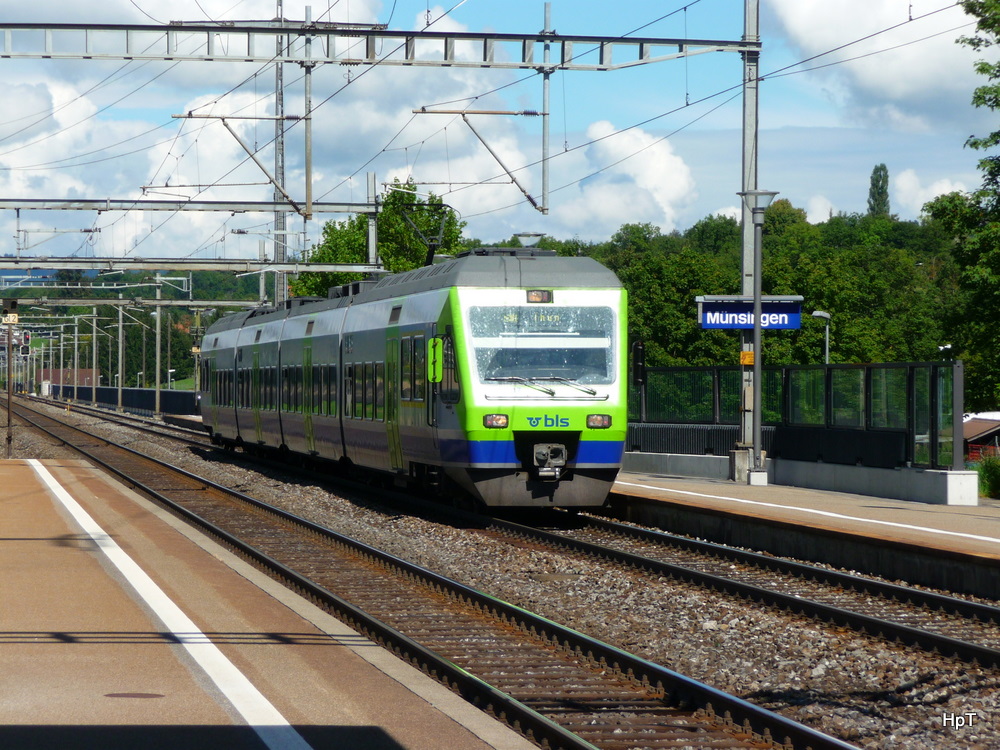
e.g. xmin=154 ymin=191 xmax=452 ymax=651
xmin=485 ymin=376 xmax=556 ymax=395
xmin=530 ymin=376 xmax=598 ymax=395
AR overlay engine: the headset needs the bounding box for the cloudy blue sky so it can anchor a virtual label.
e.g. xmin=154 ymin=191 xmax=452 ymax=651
xmin=0 ymin=1 xmax=988 ymax=259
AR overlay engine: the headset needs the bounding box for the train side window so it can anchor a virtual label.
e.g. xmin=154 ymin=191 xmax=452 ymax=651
xmin=375 ymin=362 xmax=385 ymax=421
xmin=315 ymin=364 xmax=322 ymax=415
xmin=334 ymin=365 xmax=339 ymax=416
xmin=324 ymin=364 xmax=336 ymax=415
xmin=401 ymin=338 xmax=412 ymax=400
xmin=313 ymin=364 xmax=321 ymax=415
xmin=321 ymin=365 xmax=327 ymax=415
xmin=413 ymin=335 xmax=425 ymax=401
xmin=344 ymin=365 xmax=354 ymax=418
xmin=440 ymin=336 xmax=460 ymax=404
xmin=354 ymin=364 xmax=364 ymax=419
xmin=364 ymin=362 xmax=374 ymax=419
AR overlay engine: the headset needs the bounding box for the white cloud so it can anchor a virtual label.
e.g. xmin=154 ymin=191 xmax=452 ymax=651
xmin=766 ymin=0 xmax=980 ymax=131
xmin=806 ymin=195 xmax=835 ymax=224
xmin=713 ymin=205 xmax=741 ymax=222
xmin=552 ymin=121 xmax=696 ymax=238
xmin=0 ymin=1 xmax=986 ymax=255
xmin=894 ymin=169 xmax=968 ymax=215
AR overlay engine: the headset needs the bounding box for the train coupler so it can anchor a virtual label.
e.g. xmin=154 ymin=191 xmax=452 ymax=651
xmin=533 ymin=443 xmax=567 ymax=480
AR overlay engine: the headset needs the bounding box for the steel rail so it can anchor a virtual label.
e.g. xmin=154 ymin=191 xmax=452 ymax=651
xmin=583 ymin=513 xmax=1000 ymax=625
xmin=490 ymin=514 xmax=1000 ymax=668
xmin=11 ymin=400 xmax=855 ymax=750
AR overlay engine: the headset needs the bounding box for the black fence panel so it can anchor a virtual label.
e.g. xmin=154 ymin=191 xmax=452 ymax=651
xmin=770 ymin=426 xmax=908 ymax=469
xmin=52 ymin=386 xmax=198 ymax=416
xmin=630 ymin=361 xmax=963 ymax=470
xmin=627 ymin=423 xmax=767 ymax=456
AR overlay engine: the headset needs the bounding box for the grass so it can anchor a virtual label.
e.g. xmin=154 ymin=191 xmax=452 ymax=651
xmin=977 ymin=454 xmax=1000 ymax=499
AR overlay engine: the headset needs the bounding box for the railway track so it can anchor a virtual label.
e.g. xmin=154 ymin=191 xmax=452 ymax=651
xmin=24 ymin=395 xmax=211 ymax=447
xmin=485 ymin=513 xmax=1000 ymax=669
xmin=9 ymin=398 xmax=855 ymax=750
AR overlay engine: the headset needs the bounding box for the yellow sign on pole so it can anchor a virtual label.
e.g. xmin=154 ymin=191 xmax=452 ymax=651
xmin=740 ymin=350 xmax=755 ymax=366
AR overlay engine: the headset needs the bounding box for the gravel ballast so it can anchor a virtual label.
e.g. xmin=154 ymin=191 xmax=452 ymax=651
xmin=10 ymin=402 xmax=1000 ymax=750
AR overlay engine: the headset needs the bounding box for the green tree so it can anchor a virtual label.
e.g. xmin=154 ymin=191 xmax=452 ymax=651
xmin=595 ymin=223 xmax=735 ymax=366
xmin=290 ymin=179 xmax=466 ymax=297
xmin=759 ymin=203 xmax=954 ymax=367
xmin=867 ymin=163 xmax=890 ymax=216
xmin=922 ymin=1 xmax=1000 ymax=409
xmin=683 ymin=213 xmax=741 ymax=262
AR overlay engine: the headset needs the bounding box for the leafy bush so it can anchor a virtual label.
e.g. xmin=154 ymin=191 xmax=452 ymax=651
xmin=978 ymin=455 xmax=1000 ymax=499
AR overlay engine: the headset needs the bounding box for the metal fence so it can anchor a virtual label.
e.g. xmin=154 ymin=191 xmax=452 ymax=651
xmin=51 ymin=385 xmax=199 ymax=417
xmin=629 ymin=362 xmax=963 ymax=470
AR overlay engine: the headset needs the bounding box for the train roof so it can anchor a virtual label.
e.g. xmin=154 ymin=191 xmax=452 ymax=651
xmin=204 ymin=249 xmax=622 ymax=335
xmin=353 ymin=248 xmax=622 ymax=303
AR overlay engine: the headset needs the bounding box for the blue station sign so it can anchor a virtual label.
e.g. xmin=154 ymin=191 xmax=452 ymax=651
xmin=696 ymin=295 xmax=804 ymax=330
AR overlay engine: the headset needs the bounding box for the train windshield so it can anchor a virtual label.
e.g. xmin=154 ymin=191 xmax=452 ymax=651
xmin=468 ymin=306 xmax=616 ymax=385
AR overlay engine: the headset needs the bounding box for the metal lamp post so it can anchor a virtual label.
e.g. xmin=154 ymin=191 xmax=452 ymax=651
xmin=811 ymin=310 xmax=831 ymax=364
xmin=738 ymin=189 xmax=778 ymax=483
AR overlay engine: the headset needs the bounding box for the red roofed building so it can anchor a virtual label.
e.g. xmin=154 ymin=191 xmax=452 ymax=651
xmin=965 ymin=417 xmax=1000 ymax=461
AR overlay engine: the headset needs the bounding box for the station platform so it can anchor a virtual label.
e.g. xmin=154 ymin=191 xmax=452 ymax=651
xmin=611 ymin=472 xmax=1000 ymax=599
xmin=0 ymin=459 xmax=536 ymax=750
xmin=613 ymin=471 xmax=1000 ymax=565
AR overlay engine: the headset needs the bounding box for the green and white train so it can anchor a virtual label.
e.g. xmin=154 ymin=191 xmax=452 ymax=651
xmin=199 ymin=248 xmax=628 ymax=508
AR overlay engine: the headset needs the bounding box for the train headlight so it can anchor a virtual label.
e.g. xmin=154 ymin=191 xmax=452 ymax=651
xmin=587 ymin=414 xmax=612 ymax=428
xmin=483 ymin=414 xmax=509 ymax=428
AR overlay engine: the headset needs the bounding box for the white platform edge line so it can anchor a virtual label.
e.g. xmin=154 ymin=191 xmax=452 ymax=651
xmin=28 ymin=459 xmax=314 ymax=750
xmin=617 ymin=481 xmax=1000 ymax=547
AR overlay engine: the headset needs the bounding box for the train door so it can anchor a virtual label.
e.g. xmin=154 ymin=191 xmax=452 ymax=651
xmin=427 ymin=331 xmax=459 ymax=438
xmin=427 ymin=332 xmax=440 ymax=431
xmin=386 ymin=338 xmax=404 ymax=471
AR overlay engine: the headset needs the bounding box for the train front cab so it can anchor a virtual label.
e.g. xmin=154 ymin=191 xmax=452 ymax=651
xmin=428 ymin=285 xmax=627 ymax=508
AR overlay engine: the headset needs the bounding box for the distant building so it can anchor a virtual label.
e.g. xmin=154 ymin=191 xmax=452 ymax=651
xmin=37 ymin=368 xmax=100 ymax=387
xmin=965 ymin=416 xmax=1000 ymax=461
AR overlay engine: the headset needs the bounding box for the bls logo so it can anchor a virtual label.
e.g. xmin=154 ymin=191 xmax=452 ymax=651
xmin=527 ymin=414 xmax=570 ymax=428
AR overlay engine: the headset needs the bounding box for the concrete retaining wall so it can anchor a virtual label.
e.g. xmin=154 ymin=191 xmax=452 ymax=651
xmin=622 ymin=452 xmax=980 ymax=506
